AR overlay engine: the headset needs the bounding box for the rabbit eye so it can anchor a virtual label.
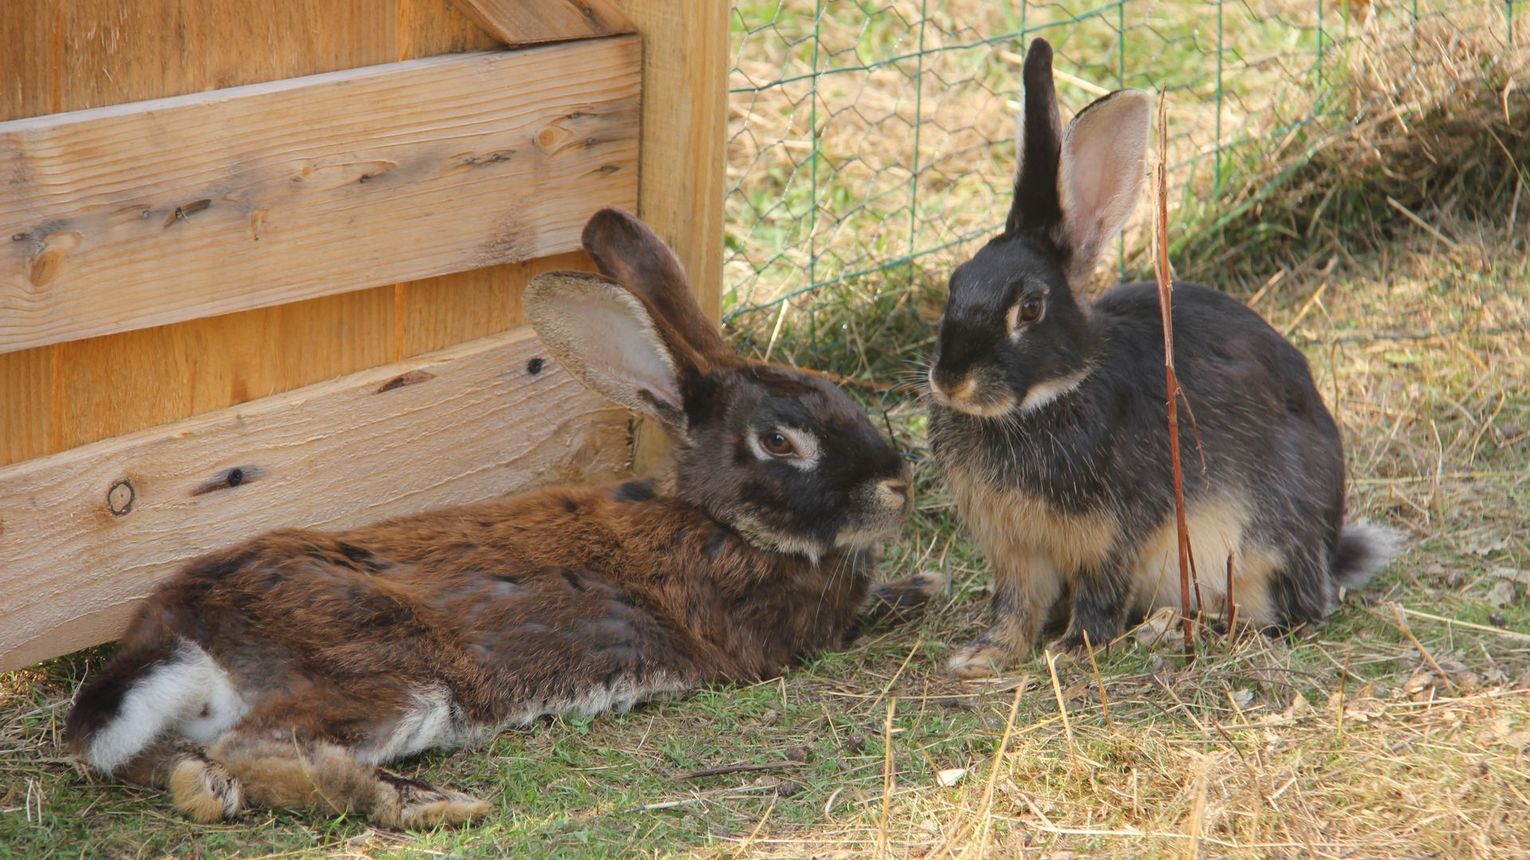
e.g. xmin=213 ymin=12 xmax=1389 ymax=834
xmin=1018 ymin=297 xmax=1045 ymax=324
xmin=760 ymin=431 xmax=796 ymax=457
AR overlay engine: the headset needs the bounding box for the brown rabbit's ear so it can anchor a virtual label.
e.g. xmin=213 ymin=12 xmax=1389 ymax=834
xmin=525 ymin=271 xmax=692 ymax=433
xmin=580 ymin=208 xmax=732 ymax=362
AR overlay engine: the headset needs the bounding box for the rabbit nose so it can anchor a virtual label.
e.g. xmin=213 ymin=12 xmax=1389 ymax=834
xmin=927 ymin=367 xmax=974 ymax=402
xmin=879 ymin=478 xmax=911 ymax=507
xmin=924 ymin=370 xmax=973 ymax=403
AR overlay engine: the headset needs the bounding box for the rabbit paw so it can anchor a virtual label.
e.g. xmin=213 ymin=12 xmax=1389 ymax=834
xmin=169 ymin=755 xmax=244 ymax=822
xmin=1057 ymin=618 xmax=1123 ymax=658
xmin=948 ymin=638 xmax=1021 ymax=679
xmin=378 ymin=771 xmax=491 ymax=829
xmin=871 ymin=570 xmax=947 ymax=616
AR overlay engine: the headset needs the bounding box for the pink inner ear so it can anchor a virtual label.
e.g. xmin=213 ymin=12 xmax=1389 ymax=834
xmin=563 ymin=291 xmax=682 ymax=411
xmin=1059 ymin=92 xmax=1152 ymax=261
xmin=526 ymin=276 xmax=684 ymax=423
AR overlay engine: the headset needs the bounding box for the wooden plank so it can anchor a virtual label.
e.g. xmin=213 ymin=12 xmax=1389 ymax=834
xmin=613 ymin=1 xmax=726 ymax=322
xmin=448 ymin=0 xmax=635 ymax=47
xmin=0 ymin=346 xmax=51 ymax=463
xmin=393 ymin=2 xmax=581 ymax=362
xmin=0 ymin=327 xmax=632 ymax=671
xmin=50 ymin=291 xmax=395 ymax=454
xmin=0 ymin=1 xmax=512 ymax=469
xmin=0 ymin=3 xmax=63 ymax=466
xmin=0 ymin=3 xmax=58 ymax=121
xmin=399 ymin=0 xmax=504 ymax=60
xmin=612 ymin=1 xmax=728 ymax=474
xmin=53 ymin=2 xmax=397 ymax=113
xmin=7 ymin=2 xmax=409 ymax=469
xmin=0 ymin=36 xmax=641 ymax=355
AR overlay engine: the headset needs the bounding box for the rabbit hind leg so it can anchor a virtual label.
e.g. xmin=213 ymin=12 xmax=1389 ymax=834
xmin=189 ymin=688 xmax=490 ymax=828
xmin=203 ymin=731 xmax=488 ymax=828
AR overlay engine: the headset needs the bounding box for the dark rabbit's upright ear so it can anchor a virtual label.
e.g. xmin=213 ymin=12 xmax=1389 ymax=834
xmin=525 ymin=272 xmax=690 ymax=433
xmin=1056 ymin=88 xmax=1151 ymax=277
xmin=580 ymin=208 xmax=732 ymax=364
xmin=1005 ymin=38 xmax=1065 ymax=236
xmin=1004 ymin=39 xmax=1151 ymax=280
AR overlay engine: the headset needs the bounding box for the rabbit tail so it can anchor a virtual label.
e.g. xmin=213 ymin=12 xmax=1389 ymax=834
xmin=66 ymin=633 xmax=247 ymax=776
xmin=1332 ymin=522 xmax=1404 ymax=589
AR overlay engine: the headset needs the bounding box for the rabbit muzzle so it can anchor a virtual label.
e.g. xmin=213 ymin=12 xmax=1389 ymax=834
xmin=928 ymin=366 xmax=1017 ymax=419
xmin=832 ymin=470 xmax=916 ymax=551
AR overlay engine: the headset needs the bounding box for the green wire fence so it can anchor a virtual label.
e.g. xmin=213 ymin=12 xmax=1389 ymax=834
xmin=722 ymin=0 xmax=1526 ymax=325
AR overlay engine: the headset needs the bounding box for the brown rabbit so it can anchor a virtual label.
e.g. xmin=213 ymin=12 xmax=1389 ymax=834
xmin=65 ymin=209 xmax=937 ymax=828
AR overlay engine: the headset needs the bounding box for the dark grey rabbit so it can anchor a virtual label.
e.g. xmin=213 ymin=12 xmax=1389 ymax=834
xmin=65 ymin=209 xmax=938 ymax=826
xmin=927 ymin=39 xmax=1399 ymax=678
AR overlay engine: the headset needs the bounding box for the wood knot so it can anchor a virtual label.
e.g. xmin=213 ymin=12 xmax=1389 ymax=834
xmin=107 ymin=479 xmax=135 ymax=516
xmin=162 ymin=198 xmax=211 ymax=228
xmin=376 ymin=369 xmax=435 ymax=393
xmin=27 ymin=231 xmax=82 ymax=287
xmin=535 ymin=125 xmax=574 ymax=153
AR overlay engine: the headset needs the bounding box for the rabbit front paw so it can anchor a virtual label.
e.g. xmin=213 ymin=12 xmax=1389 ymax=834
xmin=948 ymin=632 xmax=1028 ymax=679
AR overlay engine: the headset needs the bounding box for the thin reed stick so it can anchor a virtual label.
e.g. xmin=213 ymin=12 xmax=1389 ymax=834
xmin=1151 ymin=93 xmax=1197 ymax=657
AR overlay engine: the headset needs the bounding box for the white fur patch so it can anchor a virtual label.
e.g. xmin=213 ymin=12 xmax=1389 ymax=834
xmin=1019 ymin=367 xmax=1091 ymax=413
xmin=86 ymin=641 xmax=246 ymax=774
xmin=362 ymin=676 xmax=690 ymax=766
xmin=733 ymin=512 xmax=826 ymax=564
xmin=509 ymin=674 xmax=688 ymax=727
xmin=363 ymin=685 xmax=458 ymax=764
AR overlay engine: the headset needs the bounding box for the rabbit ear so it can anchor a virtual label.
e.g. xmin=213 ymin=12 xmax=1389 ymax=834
xmin=1005 ymin=38 xmax=1065 ymax=235
xmin=580 ymin=208 xmax=732 ymax=363
xmin=525 ymin=271 xmax=691 ymax=433
xmin=1056 ymin=88 xmax=1152 ymax=276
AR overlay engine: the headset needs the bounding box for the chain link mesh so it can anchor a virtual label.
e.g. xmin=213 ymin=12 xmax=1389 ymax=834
xmin=724 ymin=1 xmax=1526 ymax=327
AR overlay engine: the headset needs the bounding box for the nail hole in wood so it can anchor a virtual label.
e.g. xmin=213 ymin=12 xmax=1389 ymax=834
xmin=191 ymin=466 xmax=263 ymax=497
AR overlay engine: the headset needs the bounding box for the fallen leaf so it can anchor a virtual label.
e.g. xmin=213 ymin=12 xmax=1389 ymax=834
xmin=1403 ymin=670 xmax=1436 ymax=695
xmin=1468 ymin=535 xmax=1511 ymax=557
xmin=1487 ymin=579 xmax=1519 ymax=608
xmin=936 ymin=767 xmax=967 ymax=787
xmin=1491 ymin=567 xmax=1530 ymax=585
xmin=1133 ymin=606 xmax=1185 ymax=650
xmin=1284 ymin=692 xmax=1313 ymax=718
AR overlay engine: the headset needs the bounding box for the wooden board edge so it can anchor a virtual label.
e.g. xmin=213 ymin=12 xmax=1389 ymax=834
xmin=0 ymin=326 xmax=635 ymax=670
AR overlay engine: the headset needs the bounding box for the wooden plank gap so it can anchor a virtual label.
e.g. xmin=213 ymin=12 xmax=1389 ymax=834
xmin=448 ymin=0 xmax=635 ymax=47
